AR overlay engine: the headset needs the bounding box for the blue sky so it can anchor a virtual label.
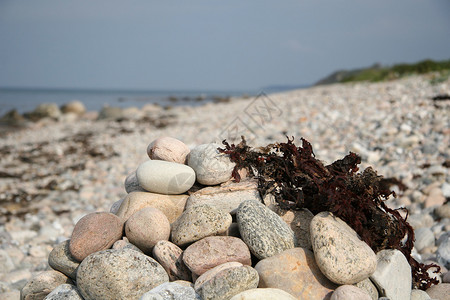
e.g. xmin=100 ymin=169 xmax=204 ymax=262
xmin=1 ymin=0 xmax=449 ymax=90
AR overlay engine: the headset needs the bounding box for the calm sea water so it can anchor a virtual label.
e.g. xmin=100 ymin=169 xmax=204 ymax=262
xmin=0 ymin=88 xmax=254 ymax=116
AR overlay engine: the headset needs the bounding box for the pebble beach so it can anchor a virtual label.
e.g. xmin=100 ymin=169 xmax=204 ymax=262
xmin=0 ymin=74 xmax=449 ymax=299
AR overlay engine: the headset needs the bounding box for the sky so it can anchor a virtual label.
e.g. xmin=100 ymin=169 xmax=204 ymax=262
xmin=0 ymin=1 xmax=449 ymax=91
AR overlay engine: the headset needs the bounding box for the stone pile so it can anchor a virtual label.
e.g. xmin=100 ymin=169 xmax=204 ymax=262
xmin=19 ymin=136 xmax=449 ymax=300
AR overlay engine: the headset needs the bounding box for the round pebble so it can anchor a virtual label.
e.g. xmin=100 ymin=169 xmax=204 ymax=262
xmin=330 ymin=285 xmax=371 ymax=300
xmin=147 ymin=137 xmax=190 ymax=164
xmin=152 ymin=240 xmax=192 ymax=281
xmin=136 ymin=160 xmax=195 ymax=195
xmin=171 ymin=205 xmax=232 ymax=247
xmin=48 ymin=240 xmax=80 ymax=280
xmin=69 ymin=212 xmax=123 ymax=262
xmin=310 ymin=211 xmax=377 ymax=284
xmin=76 ymin=248 xmax=169 ymax=300
xmin=139 ymin=282 xmax=200 ymax=300
xmin=20 ymin=270 xmax=72 ymax=300
xmin=187 ymin=143 xmax=235 ymax=185
xmin=125 ymin=207 xmax=170 ymax=254
xmin=43 ymin=283 xmax=83 ymax=300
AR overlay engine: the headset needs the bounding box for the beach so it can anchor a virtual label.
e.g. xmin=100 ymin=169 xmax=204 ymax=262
xmin=0 ymin=74 xmax=449 ymax=297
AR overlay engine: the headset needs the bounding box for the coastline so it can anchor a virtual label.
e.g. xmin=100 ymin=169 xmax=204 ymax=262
xmin=0 ymin=74 xmax=449 ymax=296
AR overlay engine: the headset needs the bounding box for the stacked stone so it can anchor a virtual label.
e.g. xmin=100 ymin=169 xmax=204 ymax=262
xmin=20 ymin=136 xmax=448 ymax=300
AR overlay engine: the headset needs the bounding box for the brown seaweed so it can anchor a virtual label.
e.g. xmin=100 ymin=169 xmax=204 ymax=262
xmin=219 ymin=136 xmax=440 ymax=290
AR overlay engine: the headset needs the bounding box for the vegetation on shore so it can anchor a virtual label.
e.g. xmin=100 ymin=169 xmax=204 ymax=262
xmin=315 ymin=59 xmax=450 ymax=85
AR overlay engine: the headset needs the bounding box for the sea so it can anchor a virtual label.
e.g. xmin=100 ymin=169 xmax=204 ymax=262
xmin=0 ymin=88 xmax=257 ymax=116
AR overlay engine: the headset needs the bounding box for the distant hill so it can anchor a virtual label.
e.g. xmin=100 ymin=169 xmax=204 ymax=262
xmin=315 ymin=59 xmax=450 ymax=85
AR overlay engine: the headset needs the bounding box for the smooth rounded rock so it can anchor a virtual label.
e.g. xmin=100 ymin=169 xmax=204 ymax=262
xmin=354 ymin=278 xmax=379 ymax=300
xmin=330 ymin=285 xmax=371 ymax=300
xmin=43 ymin=284 xmax=83 ymax=300
xmin=230 ymin=288 xmax=297 ymax=300
xmin=183 ymin=236 xmax=251 ymax=276
xmin=147 ymin=137 xmax=190 ymax=164
xmin=370 ymin=249 xmax=412 ymax=300
xmin=171 ymin=205 xmax=232 ymax=247
xmin=237 ymin=200 xmax=295 ymax=260
xmin=125 ymin=207 xmax=170 ymax=254
xmin=188 ymin=143 xmax=235 ymax=185
xmin=76 ymin=248 xmax=169 ymax=300
xmin=426 ymin=283 xmax=450 ymax=300
xmin=69 ymin=212 xmax=123 ymax=262
xmin=436 ymin=234 xmax=450 ymax=268
xmin=411 ymin=288 xmax=431 ymax=300
xmin=112 ymin=238 xmax=143 ymax=252
xmin=254 ymin=247 xmax=336 ymax=300
xmin=109 ymin=198 xmax=124 ymax=214
xmin=124 ymin=171 xmax=146 ymax=193
xmin=48 ymin=240 xmax=80 ymax=280
xmin=152 ymin=240 xmax=192 ymax=281
xmin=136 ymin=160 xmax=195 ymax=195
xmin=61 ymin=101 xmax=86 ymax=115
xmin=116 ymin=191 xmax=188 ymax=223
xmin=139 ymin=282 xmax=200 ymax=300
xmin=20 ymin=270 xmax=71 ymax=300
xmin=310 ymin=211 xmax=377 ymax=284
xmin=194 ymin=262 xmax=259 ymax=300
xmin=274 ymin=207 xmax=314 ymax=249
xmin=415 ymin=227 xmax=435 ymax=252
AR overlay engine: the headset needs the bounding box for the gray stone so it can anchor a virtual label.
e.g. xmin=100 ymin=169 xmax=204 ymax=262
xmin=370 ymin=249 xmax=412 ymax=300
xmin=43 ymin=284 xmax=83 ymax=300
xmin=112 ymin=238 xmax=143 ymax=252
xmin=139 ymin=282 xmax=200 ymax=300
xmin=185 ymin=180 xmax=261 ymax=214
xmin=98 ymin=106 xmax=123 ymax=120
xmin=426 ymin=283 xmax=450 ymax=300
xmin=436 ymin=234 xmax=450 ymax=269
xmin=230 ymin=288 xmax=297 ymax=300
xmin=171 ymin=205 xmax=232 ymax=247
xmin=415 ymin=227 xmax=435 ymax=252
xmin=0 ymin=250 xmax=15 ymax=274
xmin=194 ymin=263 xmax=259 ymax=300
xmin=124 ymin=171 xmax=145 ymax=193
xmin=20 ymin=270 xmax=72 ymax=300
xmin=76 ymin=248 xmax=169 ymax=300
xmin=354 ymin=278 xmax=379 ymax=300
xmin=187 ymin=143 xmax=235 ymax=185
xmin=48 ymin=240 xmax=80 ymax=280
xmin=237 ymin=200 xmax=295 ymax=260
xmin=110 ymin=198 xmax=124 ymax=214
xmin=310 ymin=211 xmax=377 ymax=284
xmin=273 ymin=207 xmax=314 ymax=249
xmin=410 ymin=289 xmax=431 ymax=300
xmin=136 ymin=160 xmax=195 ymax=195
xmin=330 ymin=285 xmax=371 ymax=300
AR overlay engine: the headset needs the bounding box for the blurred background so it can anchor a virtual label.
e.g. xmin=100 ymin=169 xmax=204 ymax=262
xmin=1 ymin=0 xmax=450 ymax=113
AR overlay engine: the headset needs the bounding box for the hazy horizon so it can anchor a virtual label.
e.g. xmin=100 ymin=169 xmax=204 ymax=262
xmin=1 ymin=1 xmax=450 ymax=91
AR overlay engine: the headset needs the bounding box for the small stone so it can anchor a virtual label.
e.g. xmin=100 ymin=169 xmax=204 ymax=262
xmin=43 ymin=284 xmax=83 ymax=300
xmin=183 ymin=236 xmax=251 ymax=276
xmin=139 ymin=282 xmax=200 ymax=300
xmin=115 ymin=191 xmax=188 ymax=223
xmin=330 ymin=285 xmax=371 ymax=300
xmin=185 ymin=180 xmax=261 ymax=214
xmin=152 ymin=240 xmax=192 ymax=281
xmin=237 ymin=200 xmax=295 ymax=260
xmin=0 ymin=250 xmax=15 ymax=274
xmin=410 ymin=289 xmax=431 ymax=300
xmin=436 ymin=234 xmax=450 ymax=268
xmin=443 ymin=271 xmax=450 ymax=283
xmin=424 ymin=188 xmax=446 ymax=208
xmin=112 ymin=238 xmax=143 ymax=252
xmin=136 ymin=160 xmax=195 ymax=195
xmin=415 ymin=227 xmax=435 ymax=252
xmin=194 ymin=262 xmax=259 ymax=300
xmin=124 ymin=171 xmax=145 ymax=193
xmin=254 ymin=247 xmax=336 ymax=299
xmin=48 ymin=240 xmax=80 ymax=280
xmin=109 ymin=198 xmax=124 ymax=214
xmin=125 ymin=207 xmax=170 ymax=254
xmin=20 ymin=270 xmax=71 ymax=300
xmin=76 ymin=248 xmax=169 ymax=300
xmin=147 ymin=137 xmax=190 ymax=164
xmin=354 ymin=278 xmax=378 ymax=300
xmin=435 ymin=204 xmax=450 ymax=219
xmin=426 ymin=283 xmax=450 ymax=300
xmin=60 ymin=101 xmax=86 ymax=115
xmin=171 ymin=205 xmax=232 ymax=247
xmin=370 ymin=249 xmax=412 ymax=300
xmin=310 ymin=211 xmax=377 ymax=284
xmin=187 ymin=143 xmax=235 ymax=185
xmin=69 ymin=212 xmax=123 ymax=262
xmin=273 ymin=207 xmax=314 ymax=249
xmin=230 ymin=288 xmax=297 ymax=300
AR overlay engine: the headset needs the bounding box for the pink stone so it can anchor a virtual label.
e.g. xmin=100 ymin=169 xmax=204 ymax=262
xmin=147 ymin=137 xmax=190 ymax=164
xmin=152 ymin=240 xmax=192 ymax=281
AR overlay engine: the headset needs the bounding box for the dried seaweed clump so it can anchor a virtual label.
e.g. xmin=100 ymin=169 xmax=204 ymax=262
xmin=219 ymin=136 xmax=440 ymax=290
